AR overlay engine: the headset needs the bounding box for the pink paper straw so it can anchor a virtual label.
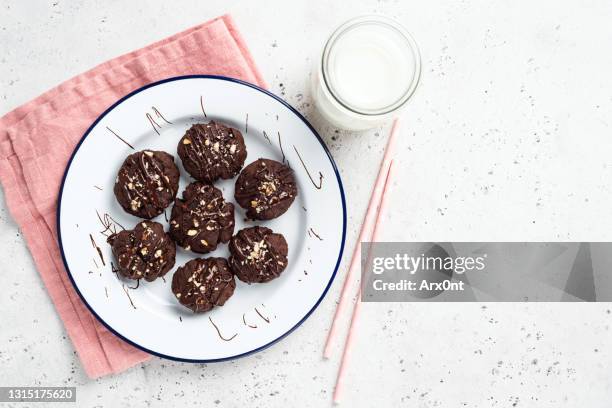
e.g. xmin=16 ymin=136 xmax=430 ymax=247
xmin=323 ymin=119 xmax=400 ymax=359
xmin=333 ymin=160 xmax=396 ymax=404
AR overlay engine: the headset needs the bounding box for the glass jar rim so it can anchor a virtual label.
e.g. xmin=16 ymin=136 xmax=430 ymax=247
xmin=321 ymin=15 xmax=422 ymax=116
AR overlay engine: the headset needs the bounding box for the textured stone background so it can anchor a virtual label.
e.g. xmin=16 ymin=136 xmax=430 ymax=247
xmin=1 ymin=0 xmax=612 ymax=406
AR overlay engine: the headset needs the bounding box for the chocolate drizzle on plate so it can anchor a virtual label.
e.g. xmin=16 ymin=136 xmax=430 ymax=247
xmin=277 ymin=131 xmax=287 ymax=164
xmin=89 ymin=233 xmax=105 ymax=266
xmin=96 ymin=210 xmax=125 ymax=237
xmin=127 ymin=280 xmax=140 ymax=290
xmin=209 ymin=316 xmax=237 ymax=341
xmin=199 ymin=95 xmax=207 ymax=118
xmin=309 ymin=227 xmax=323 ymax=241
xmin=293 ymin=145 xmax=323 ymax=190
xmin=106 ymin=126 xmax=135 ymax=150
xmin=243 ymin=313 xmax=257 ymax=329
xmin=122 ymin=284 xmax=137 ymax=309
xmin=262 ymin=130 xmax=272 ymax=144
xmin=145 ymin=106 xmax=172 ymax=135
xmin=152 ymin=106 xmax=172 ymax=125
xmin=254 ymin=307 xmax=270 ymax=323
xmin=146 ymin=113 xmax=161 ymax=135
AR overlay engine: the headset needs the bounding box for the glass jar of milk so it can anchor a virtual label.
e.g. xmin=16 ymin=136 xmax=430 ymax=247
xmin=312 ymin=15 xmax=421 ymax=130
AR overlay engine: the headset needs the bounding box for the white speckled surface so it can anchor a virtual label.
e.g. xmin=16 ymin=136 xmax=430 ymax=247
xmin=1 ymin=0 xmax=612 ymax=406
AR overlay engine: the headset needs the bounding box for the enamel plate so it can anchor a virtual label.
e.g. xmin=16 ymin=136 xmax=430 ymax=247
xmin=58 ymin=76 xmax=346 ymax=361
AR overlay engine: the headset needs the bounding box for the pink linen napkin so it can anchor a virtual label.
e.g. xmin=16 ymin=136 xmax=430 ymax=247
xmin=0 ymin=14 xmax=266 ymax=378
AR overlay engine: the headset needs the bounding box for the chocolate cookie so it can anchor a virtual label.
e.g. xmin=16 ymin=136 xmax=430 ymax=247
xmin=107 ymin=221 xmax=176 ymax=282
xmin=228 ymin=226 xmax=289 ymax=283
xmin=114 ymin=150 xmax=180 ymax=219
xmin=177 ymin=121 xmax=247 ymax=183
xmin=234 ymin=158 xmax=297 ymax=220
xmin=169 ymin=182 xmax=235 ymax=253
xmin=171 ymin=257 xmax=236 ymax=313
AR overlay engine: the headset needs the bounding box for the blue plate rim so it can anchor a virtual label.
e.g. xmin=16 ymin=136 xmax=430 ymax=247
xmin=56 ymin=75 xmax=347 ymax=363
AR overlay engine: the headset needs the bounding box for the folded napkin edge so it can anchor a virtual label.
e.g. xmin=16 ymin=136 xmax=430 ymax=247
xmin=0 ymin=13 xmax=266 ymax=379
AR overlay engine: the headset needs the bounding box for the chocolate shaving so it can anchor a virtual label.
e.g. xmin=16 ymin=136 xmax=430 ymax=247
xmin=105 ymin=287 xmax=109 ymax=298
xmin=179 ymin=316 xmax=183 ymax=322
xmin=254 ymin=307 xmax=270 ymax=323
xmin=209 ymin=317 xmax=238 ymax=341
xmin=200 ymin=95 xmax=207 ymax=118
xmin=90 ymin=234 xmax=105 ymax=266
xmin=122 ymin=284 xmax=137 ymax=309
xmin=243 ymin=313 xmax=258 ymax=329
xmin=293 ymin=145 xmax=323 ymax=189
xmin=106 ymin=126 xmax=135 ymax=150
xmin=245 ymin=113 xmax=249 ymax=134
xmin=152 ymin=106 xmax=172 ymax=124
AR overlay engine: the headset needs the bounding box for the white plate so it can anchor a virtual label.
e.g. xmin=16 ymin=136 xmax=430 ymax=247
xmin=58 ymin=76 xmax=346 ymax=362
